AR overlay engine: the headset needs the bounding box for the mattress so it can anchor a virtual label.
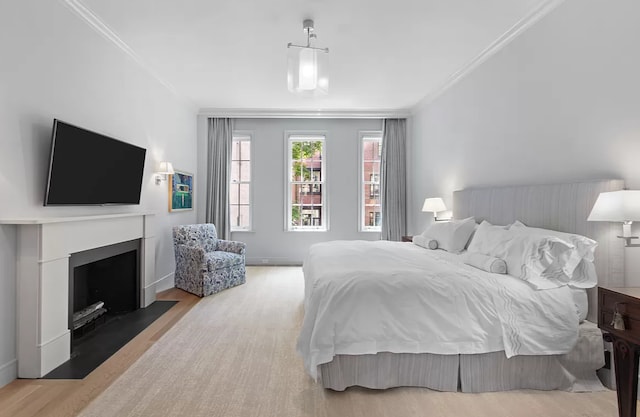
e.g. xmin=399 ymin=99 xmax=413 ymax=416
xmin=298 ymin=240 xmax=582 ymax=380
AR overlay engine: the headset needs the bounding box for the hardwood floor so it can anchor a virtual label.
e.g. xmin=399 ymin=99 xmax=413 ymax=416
xmin=0 ymin=288 xmax=200 ymax=417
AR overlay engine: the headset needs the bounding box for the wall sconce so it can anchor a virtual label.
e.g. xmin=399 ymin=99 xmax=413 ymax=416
xmin=422 ymin=197 xmax=449 ymax=222
xmin=155 ymin=161 xmax=174 ymax=185
xmin=588 ymin=190 xmax=640 ymax=247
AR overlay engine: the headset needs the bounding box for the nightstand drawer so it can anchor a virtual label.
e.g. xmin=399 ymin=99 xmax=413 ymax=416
xmin=599 ymin=287 xmax=640 ymax=344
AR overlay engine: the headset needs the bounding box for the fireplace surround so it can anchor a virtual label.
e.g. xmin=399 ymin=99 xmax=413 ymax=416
xmin=1 ymin=213 xmax=156 ymax=378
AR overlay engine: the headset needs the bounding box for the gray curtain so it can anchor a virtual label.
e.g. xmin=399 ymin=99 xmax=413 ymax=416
xmin=206 ymin=118 xmax=234 ymax=240
xmin=380 ymin=118 xmax=407 ymax=241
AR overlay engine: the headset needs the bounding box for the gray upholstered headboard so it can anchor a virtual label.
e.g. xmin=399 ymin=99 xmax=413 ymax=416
xmin=453 ymin=179 xmax=625 ymax=322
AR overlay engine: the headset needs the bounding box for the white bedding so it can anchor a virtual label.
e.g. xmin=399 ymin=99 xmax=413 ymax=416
xmin=297 ymin=240 xmax=580 ymax=380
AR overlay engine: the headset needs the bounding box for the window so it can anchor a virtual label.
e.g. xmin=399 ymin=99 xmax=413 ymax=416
xmin=360 ymin=132 xmax=382 ymax=231
xmin=230 ymin=133 xmax=252 ymax=231
xmin=287 ymin=134 xmax=326 ymax=231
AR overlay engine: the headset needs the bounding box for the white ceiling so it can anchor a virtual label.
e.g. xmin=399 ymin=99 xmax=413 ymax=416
xmin=79 ymin=0 xmax=548 ymax=112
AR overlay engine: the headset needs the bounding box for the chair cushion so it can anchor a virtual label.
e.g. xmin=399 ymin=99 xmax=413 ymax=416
xmin=205 ymin=251 xmax=244 ymax=270
xmin=174 ymin=224 xmax=219 ymax=253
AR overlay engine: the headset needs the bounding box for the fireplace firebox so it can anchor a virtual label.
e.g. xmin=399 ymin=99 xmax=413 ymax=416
xmin=69 ymin=239 xmax=140 ymax=346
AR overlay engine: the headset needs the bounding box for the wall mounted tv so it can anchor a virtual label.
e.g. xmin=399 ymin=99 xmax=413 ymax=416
xmin=44 ymin=119 xmax=147 ymax=206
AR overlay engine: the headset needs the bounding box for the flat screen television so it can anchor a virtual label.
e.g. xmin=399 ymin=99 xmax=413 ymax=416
xmin=44 ymin=119 xmax=147 ymax=205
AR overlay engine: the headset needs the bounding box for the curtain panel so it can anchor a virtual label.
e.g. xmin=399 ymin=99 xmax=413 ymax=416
xmin=206 ymin=118 xmax=234 ymax=240
xmin=380 ymin=118 xmax=407 ymax=241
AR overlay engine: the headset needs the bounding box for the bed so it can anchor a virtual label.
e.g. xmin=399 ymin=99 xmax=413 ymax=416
xmin=297 ymin=180 xmax=625 ymax=392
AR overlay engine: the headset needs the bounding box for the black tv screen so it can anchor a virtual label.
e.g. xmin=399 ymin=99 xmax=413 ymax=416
xmin=44 ymin=120 xmax=147 ymax=205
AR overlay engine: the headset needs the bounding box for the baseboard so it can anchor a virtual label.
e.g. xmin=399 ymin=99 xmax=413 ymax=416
xmin=0 ymin=359 xmax=17 ymax=388
xmin=246 ymin=257 xmax=302 ymax=266
xmin=154 ymin=272 xmax=175 ymax=293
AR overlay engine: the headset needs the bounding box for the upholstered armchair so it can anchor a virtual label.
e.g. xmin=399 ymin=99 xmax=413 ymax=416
xmin=172 ymin=224 xmax=246 ymax=297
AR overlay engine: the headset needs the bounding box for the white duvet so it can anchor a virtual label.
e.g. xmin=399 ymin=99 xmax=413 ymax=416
xmin=297 ymin=240 xmax=579 ymax=379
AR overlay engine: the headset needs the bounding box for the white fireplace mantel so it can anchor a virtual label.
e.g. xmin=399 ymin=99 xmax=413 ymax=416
xmin=1 ymin=213 xmax=156 ymax=378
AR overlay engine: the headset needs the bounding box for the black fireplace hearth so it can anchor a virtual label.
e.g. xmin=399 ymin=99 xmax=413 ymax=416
xmin=43 ymin=300 xmax=176 ymax=379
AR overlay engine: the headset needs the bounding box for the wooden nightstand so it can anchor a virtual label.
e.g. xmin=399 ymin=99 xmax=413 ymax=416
xmin=401 ymin=235 xmax=413 ymax=242
xmin=598 ymin=287 xmax=640 ymax=417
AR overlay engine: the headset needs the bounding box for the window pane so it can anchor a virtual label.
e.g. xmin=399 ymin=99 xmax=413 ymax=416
xmin=363 ymin=140 xmax=376 ymax=160
xmin=363 ymin=185 xmax=380 ymax=204
xmin=291 ymin=184 xmax=302 ymax=204
xmin=364 ymin=162 xmax=380 ymax=179
xmin=239 ymin=184 xmax=250 ymax=204
xmin=239 ymin=205 xmax=250 ymax=228
xmin=292 ymin=184 xmax=323 ymax=205
xmin=240 ymin=160 xmax=251 ymax=182
xmin=230 ymin=183 xmax=240 ymax=204
xmin=231 ymin=161 xmax=240 ymax=183
xmin=231 ymin=141 xmax=240 ymax=160
xmin=291 ymin=160 xmax=302 ymax=181
xmin=364 ymin=205 xmax=381 ymax=227
xmin=301 ymin=207 xmax=322 ymax=227
xmin=230 ymin=204 xmax=240 ymax=227
xmin=309 ymin=166 xmax=322 ymax=182
xmin=291 ymin=204 xmax=302 ymax=227
xmin=239 ymin=141 xmax=250 ymax=161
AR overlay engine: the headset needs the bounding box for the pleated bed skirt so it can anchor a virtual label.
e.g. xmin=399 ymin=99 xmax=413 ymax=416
xmin=319 ymin=321 xmax=605 ymax=392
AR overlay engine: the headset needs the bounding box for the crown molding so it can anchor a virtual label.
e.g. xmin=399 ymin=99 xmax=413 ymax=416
xmin=197 ymin=108 xmax=412 ymax=119
xmin=61 ymin=0 xmax=196 ymax=110
xmin=412 ymin=0 xmax=566 ymax=113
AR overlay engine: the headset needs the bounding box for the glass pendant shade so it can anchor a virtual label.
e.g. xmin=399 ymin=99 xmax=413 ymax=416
xmin=287 ymin=46 xmax=328 ymax=95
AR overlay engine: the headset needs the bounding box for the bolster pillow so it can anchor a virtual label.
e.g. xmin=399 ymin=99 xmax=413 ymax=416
xmin=463 ymin=252 xmax=507 ymax=274
xmin=412 ymin=235 xmax=438 ymax=250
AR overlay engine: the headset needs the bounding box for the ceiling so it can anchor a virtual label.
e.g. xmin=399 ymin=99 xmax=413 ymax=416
xmin=78 ymin=0 xmax=549 ymax=113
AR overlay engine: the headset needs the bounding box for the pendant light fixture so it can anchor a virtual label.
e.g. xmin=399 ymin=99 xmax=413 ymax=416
xmin=287 ymin=19 xmax=329 ymax=95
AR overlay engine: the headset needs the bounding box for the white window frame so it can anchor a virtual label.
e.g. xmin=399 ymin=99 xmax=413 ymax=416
xmin=230 ymin=131 xmax=253 ymax=232
xmin=359 ymin=131 xmax=383 ymax=232
xmin=285 ymin=132 xmax=328 ymax=232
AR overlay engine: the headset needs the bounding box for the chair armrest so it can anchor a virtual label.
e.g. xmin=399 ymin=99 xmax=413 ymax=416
xmin=175 ymin=244 xmax=206 ymax=268
xmin=217 ymin=239 xmax=246 ymax=255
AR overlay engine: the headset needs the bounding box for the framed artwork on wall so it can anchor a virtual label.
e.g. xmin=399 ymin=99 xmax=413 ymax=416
xmin=169 ymin=170 xmax=194 ymax=212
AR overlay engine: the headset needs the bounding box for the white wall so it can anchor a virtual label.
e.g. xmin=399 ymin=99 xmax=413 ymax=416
xmin=0 ymin=0 xmax=197 ymax=387
xmin=409 ymin=0 xmax=640 ymax=244
xmin=197 ymin=117 xmax=383 ymax=264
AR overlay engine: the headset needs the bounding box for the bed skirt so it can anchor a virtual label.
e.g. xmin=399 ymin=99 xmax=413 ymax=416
xmin=319 ymin=321 xmax=605 ymax=392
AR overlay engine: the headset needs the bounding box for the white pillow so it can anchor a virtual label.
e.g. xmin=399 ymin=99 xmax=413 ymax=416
xmin=464 ymin=223 xmax=479 ymax=250
xmin=510 ymin=221 xmax=598 ymax=288
xmin=466 ymin=220 xmax=575 ymax=288
xmin=420 ymin=217 xmax=476 ymax=253
xmin=462 ymin=252 xmax=507 ymax=274
xmin=568 ymin=259 xmax=597 ymax=289
xmin=466 ymin=220 xmax=511 ymax=255
xmin=412 ymin=235 xmax=438 ymax=250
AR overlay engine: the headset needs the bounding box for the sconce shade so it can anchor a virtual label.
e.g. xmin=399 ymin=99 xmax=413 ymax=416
xmin=156 ymin=161 xmax=175 ymax=175
xmin=422 ymin=197 xmax=447 ymax=214
xmin=587 ymin=190 xmax=640 ymax=222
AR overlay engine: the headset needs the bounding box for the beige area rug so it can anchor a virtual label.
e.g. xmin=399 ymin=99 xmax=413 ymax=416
xmin=78 ymin=266 xmax=617 ymax=417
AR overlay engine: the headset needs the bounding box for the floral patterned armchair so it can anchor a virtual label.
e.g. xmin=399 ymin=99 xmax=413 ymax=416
xmin=172 ymin=224 xmax=246 ymax=297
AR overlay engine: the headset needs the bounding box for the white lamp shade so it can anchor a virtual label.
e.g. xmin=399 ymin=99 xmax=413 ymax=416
xmin=287 ymin=47 xmax=328 ymax=95
xmin=156 ymin=161 xmax=175 ymax=175
xmin=588 ymin=190 xmax=640 ymax=221
xmin=422 ymin=197 xmax=447 ymax=214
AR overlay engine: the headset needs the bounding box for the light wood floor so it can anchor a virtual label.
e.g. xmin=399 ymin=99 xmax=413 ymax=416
xmin=0 ymin=267 xmax=626 ymax=417
xmin=0 ymin=288 xmax=200 ymax=417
